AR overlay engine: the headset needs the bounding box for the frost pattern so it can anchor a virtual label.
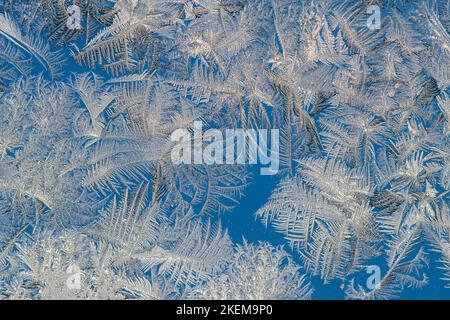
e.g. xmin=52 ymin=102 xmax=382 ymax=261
xmin=0 ymin=0 xmax=449 ymax=300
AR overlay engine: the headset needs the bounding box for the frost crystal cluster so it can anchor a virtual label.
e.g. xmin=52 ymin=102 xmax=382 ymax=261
xmin=0 ymin=0 xmax=448 ymax=300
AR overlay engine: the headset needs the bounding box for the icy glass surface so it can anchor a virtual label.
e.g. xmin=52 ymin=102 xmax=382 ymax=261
xmin=0 ymin=0 xmax=449 ymax=300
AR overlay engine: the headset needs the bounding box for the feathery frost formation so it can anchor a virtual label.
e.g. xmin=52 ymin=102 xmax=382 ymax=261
xmin=0 ymin=0 xmax=448 ymax=299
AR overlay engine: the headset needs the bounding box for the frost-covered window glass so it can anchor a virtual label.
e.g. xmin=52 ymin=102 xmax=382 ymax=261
xmin=0 ymin=0 xmax=448 ymax=300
